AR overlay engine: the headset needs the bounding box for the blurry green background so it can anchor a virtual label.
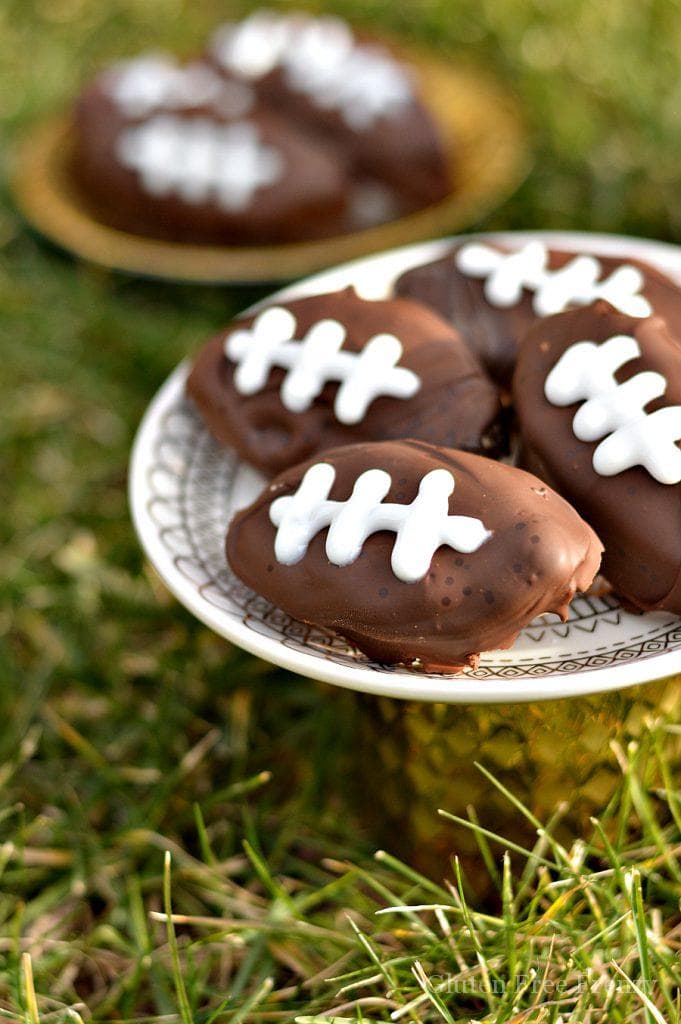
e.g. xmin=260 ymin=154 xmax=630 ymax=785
xmin=1 ymin=1 xmax=681 ymax=1020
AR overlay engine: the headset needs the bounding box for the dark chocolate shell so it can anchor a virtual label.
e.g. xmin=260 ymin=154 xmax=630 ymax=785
xmin=514 ymin=300 xmax=681 ymax=614
xmin=226 ymin=439 xmax=602 ymax=671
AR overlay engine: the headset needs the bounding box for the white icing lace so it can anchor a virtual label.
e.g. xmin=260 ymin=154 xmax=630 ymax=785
xmin=116 ymin=116 xmax=282 ymax=211
xmin=456 ymin=241 xmax=652 ymax=318
xmin=545 ymin=334 xmax=681 ymax=484
xmin=270 ymin=463 xmax=492 ymax=582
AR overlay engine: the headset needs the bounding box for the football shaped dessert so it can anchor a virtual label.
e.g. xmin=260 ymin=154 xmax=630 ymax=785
xmin=514 ymin=300 xmax=681 ymax=614
xmin=226 ymin=440 xmax=603 ymax=671
xmin=208 ymin=10 xmax=451 ymax=208
xmin=186 ymin=287 xmax=503 ymax=475
xmin=395 ymin=239 xmax=680 ymax=383
xmin=72 ymin=54 xmax=348 ymax=244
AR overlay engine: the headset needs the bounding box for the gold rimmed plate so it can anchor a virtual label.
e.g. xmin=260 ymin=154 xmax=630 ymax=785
xmin=12 ymin=52 xmax=529 ymax=284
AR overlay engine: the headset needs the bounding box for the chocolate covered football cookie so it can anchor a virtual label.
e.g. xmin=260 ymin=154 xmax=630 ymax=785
xmin=514 ymin=300 xmax=681 ymax=614
xmin=208 ymin=11 xmax=451 ymax=206
xmin=72 ymin=53 xmax=348 ymax=243
xmin=186 ymin=287 xmax=503 ymax=475
xmin=395 ymin=239 xmax=681 ymax=383
xmin=226 ymin=440 xmax=602 ymax=671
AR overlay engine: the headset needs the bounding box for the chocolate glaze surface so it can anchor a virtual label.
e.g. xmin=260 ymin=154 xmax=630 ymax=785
xmin=226 ymin=440 xmax=603 ymax=671
xmin=514 ymin=301 xmax=681 ymax=614
xmin=187 ymin=287 xmax=504 ymax=475
xmin=395 ymin=244 xmax=681 ymax=384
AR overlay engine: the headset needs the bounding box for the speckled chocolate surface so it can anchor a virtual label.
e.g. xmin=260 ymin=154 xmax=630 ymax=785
xmin=226 ymin=439 xmax=603 ymax=671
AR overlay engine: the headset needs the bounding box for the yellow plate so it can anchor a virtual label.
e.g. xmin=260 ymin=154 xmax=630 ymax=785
xmin=11 ymin=52 xmax=529 ymax=283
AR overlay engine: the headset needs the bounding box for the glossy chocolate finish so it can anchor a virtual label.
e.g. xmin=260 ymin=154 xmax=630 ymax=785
xmin=227 ymin=440 xmax=602 ymax=671
xmin=514 ymin=301 xmax=681 ymax=613
xmin=187 ymin=287 xmax=504 ymax=475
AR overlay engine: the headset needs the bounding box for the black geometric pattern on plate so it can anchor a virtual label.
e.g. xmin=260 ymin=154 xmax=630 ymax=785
xmin=145 ymin=398 xmax=681 ymax=679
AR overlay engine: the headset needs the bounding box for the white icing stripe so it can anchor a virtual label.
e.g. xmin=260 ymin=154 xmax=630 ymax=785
xmin=269 ymin=463 xmax=492 ymax=582
xmin=107 ymin=55 xmax=253 ymax=119
xmin=455 ymin=241 xmax=653 ymax=318
xmin=211 ymin=12 xmax=413 ymax=130
xmin=211 ymin=12 xmax=295 ymax=80
xmin=116 ymin=116 xmax=282 ymax=211
xmin=282 ymin=22 xmax=412 ymax=131
xmin=544 ymin=334 xmax=681 ymax=485
xmin=224 ymin=307 xmax=420 ymax=425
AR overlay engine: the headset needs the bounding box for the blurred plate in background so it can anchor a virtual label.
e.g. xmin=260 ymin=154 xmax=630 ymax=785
xmin=129 ymin=230 xmax=681 ymax=702
xmin=12 ymin=52 xmax=528 ymax=284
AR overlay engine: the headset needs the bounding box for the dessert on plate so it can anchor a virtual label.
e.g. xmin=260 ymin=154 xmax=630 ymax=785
xmin=70 ymin=11 xmax=453 ymax=244
xmin=180 ymin=234 xmax=680 ymax=672
xmin=514 ymin=300 xmax=681 ymax=615
xmin=186 ymin=286 xmax=503 ymax=474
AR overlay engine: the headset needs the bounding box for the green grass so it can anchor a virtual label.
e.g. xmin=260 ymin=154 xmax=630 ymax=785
xmin=2 ymin=0 xmax=681 ymax=1020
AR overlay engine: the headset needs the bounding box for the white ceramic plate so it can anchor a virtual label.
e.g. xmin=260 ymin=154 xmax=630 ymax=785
xmin=129 ymin=231 xmax=681 ymax=703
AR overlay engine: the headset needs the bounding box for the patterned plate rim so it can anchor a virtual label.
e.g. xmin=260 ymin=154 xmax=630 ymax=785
xmin=129 ymin=230 xmax=681 ymax=703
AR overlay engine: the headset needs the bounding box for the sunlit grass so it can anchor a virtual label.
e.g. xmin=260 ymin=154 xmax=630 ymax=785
xmin=1 ymin=724 xmax=681 ymax=1020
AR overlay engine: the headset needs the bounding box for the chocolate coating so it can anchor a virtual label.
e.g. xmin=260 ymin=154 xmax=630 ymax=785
xmin=72 ymin=70 xmax=349 ymax=244
xmin=187 ymin=287 xmax=504 ymax=475
xmin=395 ymin=244 xmax=681 ymax=384
xmin=226 ymin=440 xmax=603 ymax=671
xmin=514 ymin=301 xmax=681 ymax=614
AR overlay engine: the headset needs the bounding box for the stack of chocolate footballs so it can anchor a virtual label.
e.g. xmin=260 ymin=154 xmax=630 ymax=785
xmin=186 ymin=238 xmax=681 ymax=673
xmin=72 ymin=10 xmax=451 ymax=244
